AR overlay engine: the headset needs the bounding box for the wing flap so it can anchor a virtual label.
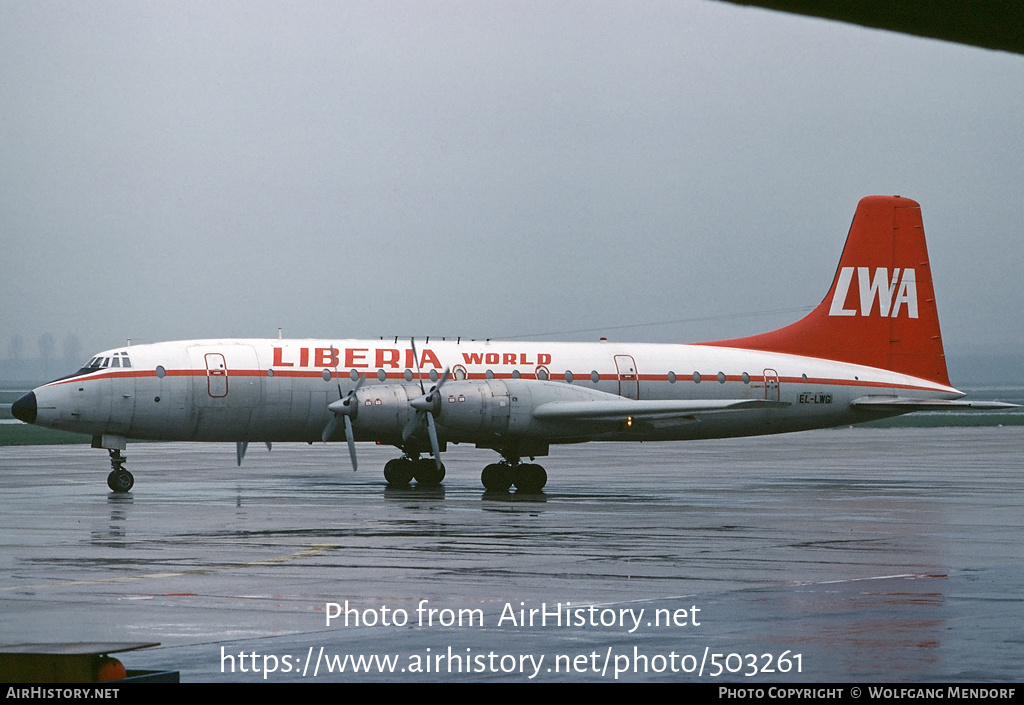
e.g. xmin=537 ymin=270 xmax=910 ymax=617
xmin=533 ymin=398 xmax=790 ymax=424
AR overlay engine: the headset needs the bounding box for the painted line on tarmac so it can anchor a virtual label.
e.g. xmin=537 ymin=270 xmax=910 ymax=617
xmin=0 ymin=543 xmax=340 ymax=592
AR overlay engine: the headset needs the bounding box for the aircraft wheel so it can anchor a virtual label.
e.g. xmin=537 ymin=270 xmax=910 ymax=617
xmin=107 ymin=469 xmax=134 ymax=493
xmin=481 ymin=463 xmax=513 ymax=492
xmin=414 ymin=459 xmax=445 ymax=486
xmin=513 ymin=464 xmax=547 ymax=493
xmin=383 ymin=458 xmax=414 ymax=486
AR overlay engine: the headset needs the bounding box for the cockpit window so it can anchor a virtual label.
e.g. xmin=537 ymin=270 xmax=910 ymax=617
xmin=78 ymin=352 xmax=131 ymax=373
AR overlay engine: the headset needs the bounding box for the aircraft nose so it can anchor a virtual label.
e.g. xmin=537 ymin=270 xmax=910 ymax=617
xmin=11 ymin=391 xmax=37 ymax=425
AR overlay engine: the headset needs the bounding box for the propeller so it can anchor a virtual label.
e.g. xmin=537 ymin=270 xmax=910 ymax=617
xmin=323 ymin=375 xmax=365 ymax=471
xmin=402 ymin=338 xmax=450 ymax=470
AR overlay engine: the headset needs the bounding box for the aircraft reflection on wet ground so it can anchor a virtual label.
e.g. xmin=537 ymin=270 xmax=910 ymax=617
xmin=1 ymin=426 xmax=1021 ymax=681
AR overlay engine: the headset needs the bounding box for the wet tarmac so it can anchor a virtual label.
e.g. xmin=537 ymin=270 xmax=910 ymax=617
xmin=1 ymin=427 xmax=1021 ymax=682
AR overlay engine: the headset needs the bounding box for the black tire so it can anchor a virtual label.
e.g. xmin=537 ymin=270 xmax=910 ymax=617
xmin=414 ymin=459 xmax=446 ymax=486
xmin=108 ymin=469 xmax=134 ymax=493
xmin=481 ymin=463 xmax=513 ymax=492
xmin=383 ymin=458 xmax=413 ymax=486
xmin=513 ymin=463 xmax=547 ymax=493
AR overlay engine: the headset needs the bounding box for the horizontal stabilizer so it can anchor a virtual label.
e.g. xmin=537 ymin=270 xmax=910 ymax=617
xmin=534 ymin=398 xmax=790 ymax=424
xmin=851 ymin=397 xmax=1020 ymax=411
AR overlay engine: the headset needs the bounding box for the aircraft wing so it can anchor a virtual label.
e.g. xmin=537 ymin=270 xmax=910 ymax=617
xmin=717 ymin=1 xmax=1024 ymax=56
xmin=533 ymin=398 xmax=790 ymax=428
xmin=851 ymin=397 xmax=1020 ymax=411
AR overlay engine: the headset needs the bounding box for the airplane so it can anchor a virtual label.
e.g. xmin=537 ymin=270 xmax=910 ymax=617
xmin=11 ymin=195 xmax=1016 ymax=494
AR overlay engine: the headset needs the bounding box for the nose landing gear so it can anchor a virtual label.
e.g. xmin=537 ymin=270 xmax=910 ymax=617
xmin=106 ymin=449 xmax=134 ymax=493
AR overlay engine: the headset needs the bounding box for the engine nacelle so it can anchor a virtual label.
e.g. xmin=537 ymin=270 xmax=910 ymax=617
xmin=429 ymin=379 xmax=513 ymax=438
xmin=347 ymin=382 xmax=420 ymax=445
xmin=348 ymin=378 xmax=626 ymax=447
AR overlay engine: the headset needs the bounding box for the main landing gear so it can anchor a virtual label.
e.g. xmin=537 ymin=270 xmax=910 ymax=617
xmin=106 ymin=449 xmax=134 ymax=493
xmin=383 ymin=456 xmax=446 ymax=487
xmin=481 ymin=461 xmax=547 ymax=493
xmin=380 ymin=455 xmax=547 ymax=493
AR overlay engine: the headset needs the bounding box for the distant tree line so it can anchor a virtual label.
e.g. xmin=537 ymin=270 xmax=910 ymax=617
xmin=1 ymin=334 xmax=83 ymax=383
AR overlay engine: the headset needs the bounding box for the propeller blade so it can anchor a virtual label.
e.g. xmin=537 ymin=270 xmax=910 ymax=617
xmin=406 ymin=340 xmax=444 ymax=471
xmin=402 ymin=410 xmax=424 ymax=444
xmin=344 ymin=415 xmax=358 ymax=472
xmin=426 ymin=367 xmax=451 ymax=402
xmin=321 ymin=377 xmax=366 ymax=470
xmin=236 ymin=441 xmax=248 ymax=467
xmin=425 ymin=411 xmax=442 ymax=470
xmin=321 ymin=414 xmax=339 ymax=443
xmin=412 ymin=368 xmax=451 ymax=412
xmin=323 ymin=377 xmax=365 ymax=439
xmin=351 ymin=374 xmax=366 ymax=394
xmin=410 ymin=337 xmax=425 ymax=393
xmin=265 ymin=442 xmax=272 ymax=452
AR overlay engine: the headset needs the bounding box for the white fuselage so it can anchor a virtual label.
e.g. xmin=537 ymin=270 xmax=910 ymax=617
xmin=31 ymin=338 xmax=961 ymax=448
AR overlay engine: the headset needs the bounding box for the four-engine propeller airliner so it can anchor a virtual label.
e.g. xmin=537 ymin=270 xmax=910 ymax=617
xmin=11 ymin=196 xmax=1015 ymax=493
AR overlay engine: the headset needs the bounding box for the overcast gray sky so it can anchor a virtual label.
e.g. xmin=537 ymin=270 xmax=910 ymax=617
xmin=2 ymin=1 xmax=1022 ymax=364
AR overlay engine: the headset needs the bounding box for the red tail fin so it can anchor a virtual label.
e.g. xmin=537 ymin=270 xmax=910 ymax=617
xmin=705 ymin=196 xmax=951 ymax=386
